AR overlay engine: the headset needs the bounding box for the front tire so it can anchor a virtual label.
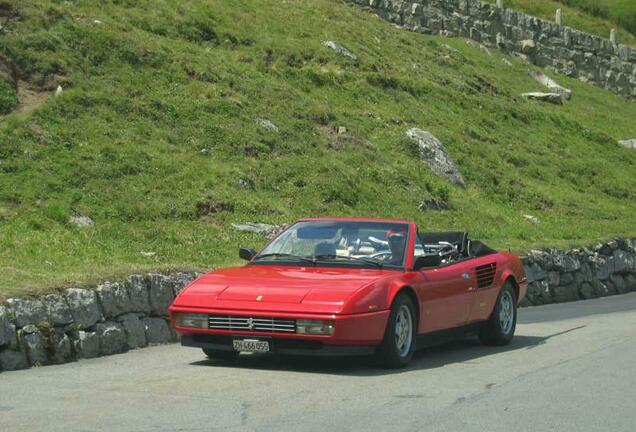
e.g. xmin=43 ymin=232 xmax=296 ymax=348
xmin=479 ymin=282 xmax=517 ymax=346
xmin=202 ymin=348 xmax=239 ymax=361
xmin=376 ymin=293 xmax=417 ymax=369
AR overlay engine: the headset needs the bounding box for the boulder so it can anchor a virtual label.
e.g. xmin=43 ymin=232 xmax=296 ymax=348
xmin=65 ymin=288 xmax=103 ymax=329
xmin=0 ymin=306 xmax=14 ymax=347
xmin=0 ymin=349 xmax=29 ymax=371
xmin=117 ymin=313 xmax=147 ymax=350
xmin=74 ymin=331 xmax=99 ymax=359
xmin=142 ymin=318 xmax=173 ymax=344
xmin=5 ymin=298 xmax=48 ymax=328
xmin=625 ymin=274 xmax=636 ymax=291
xmin=522 ymin=92 xmax=562 ymax=104
xmin=96 ymin=322 xmax=127 ymax=356
xmin=405 ymin=128 xmax=466 ymax=187
xmin=42 ymin=294 xmax=73 ymax=326
xmin=529 ymin=70 xmax=572 ymax=99
xmin=96 ymin=281 xmax=132 ymax=319
xmin=148 ymin=273 xmax=175 ymax=317
xmin=618 ymin=139 xmax=636 ymax=149
xmin=547 ymin=271 xmax=560 ymax=287
xmin=126 ymin=274 xmax=152 ymax=314
xmin=322 ymin=40 xmax=357 ymax=59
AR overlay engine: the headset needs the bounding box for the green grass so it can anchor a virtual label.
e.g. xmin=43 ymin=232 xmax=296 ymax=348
xmin=508 ymin=0 xmax=636 ymax=45
xmin=0 ymin=0 xmax=635 ymax=300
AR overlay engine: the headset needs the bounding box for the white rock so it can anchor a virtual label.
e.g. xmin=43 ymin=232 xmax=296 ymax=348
xmin=322 ymin=40 xmax=357 ymax=59
xmin=69 ymin=215 xmax=94 ymax=227
xmin=501 ymin=58 xmax=513 ymax=67
xmin=55 ymin=85 xmax=63 ymax=97
xmin=618 ymin=139 xmax=636 ymax=149
xmin=255 ymin=118 xmax=279 ymax=133
xmin=522 ymin=92 xmax=562 ymax=104
xmin=523 ymin=214 xmax=540 ymax=224
xmin=529 ymin=70 xmax=572 ymax=99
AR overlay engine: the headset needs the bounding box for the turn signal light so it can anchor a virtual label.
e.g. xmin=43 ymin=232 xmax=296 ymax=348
xmin=174 ymin=313 xmax=208 ymax=329
xmin=296 ymin=319 xmax=335 ymax=335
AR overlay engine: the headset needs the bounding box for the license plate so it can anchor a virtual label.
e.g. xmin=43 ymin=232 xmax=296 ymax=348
xmin=232 ymin=339 xmax=270 ymax=353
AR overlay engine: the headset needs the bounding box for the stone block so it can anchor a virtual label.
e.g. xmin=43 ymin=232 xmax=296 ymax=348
xmin=117 ymin=313 xmax=147 ymax=350
xmin=5 ymin=298 xmax=48 ymax=328
xmin=0 ymin=306 xmax=14 ymax=347
xmin=74 ymin=331 xmax=99 ymax=359
xmin=65 ymin=288 xmax=103 ymax=329
xmin=0 ymin=348 xmax=29 ymax=371
xmin=126 ymin=274 xmax=152 ymax=314
xmin=19 ymin=326 xmax=50 ymax=366
xmin=96 ymin=281 xmax=133 ymax=319
xmin=610 ymin=274 xmax=628 ymax=294
xmin=148 ymin=274 xmax=176 ymax=317
xmin=96 ymin=322 xmax=127 ymax=356
xmin=51 ymin=330 xmax=74 ymax=364
xmin=42 ymin=294 xmax=73 ymax=326
xmin=142 ymin=318 xmax=172 ymax=345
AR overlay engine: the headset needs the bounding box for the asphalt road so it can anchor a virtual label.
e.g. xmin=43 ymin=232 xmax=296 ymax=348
xmin=2 ymin=293 xmax=636 ymax=432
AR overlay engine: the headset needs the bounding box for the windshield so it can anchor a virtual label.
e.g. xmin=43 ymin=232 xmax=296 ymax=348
xmin=254 ymin=220 xmax=410 ymax=268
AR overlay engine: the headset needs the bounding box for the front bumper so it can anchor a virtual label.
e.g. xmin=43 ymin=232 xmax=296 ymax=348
xmin=170 ymin=307 xmax=390 ymax=349
xmin=181 ymin=334 xmax=376 ymax=357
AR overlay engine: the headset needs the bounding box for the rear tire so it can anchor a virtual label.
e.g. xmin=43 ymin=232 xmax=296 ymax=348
xmin=375 ymin=293 xmax=417 ymax=369
xmin=479 ymin=281 xmax=517 ymax=346
xmin=202 ymin=348 xmax=239 ymax=361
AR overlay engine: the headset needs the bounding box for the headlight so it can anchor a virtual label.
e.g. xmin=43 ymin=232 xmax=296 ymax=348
xmin=296 ymin=319 xmax=335 ymax=335
xmin=174 ymin=313 xmax=208 ymax=329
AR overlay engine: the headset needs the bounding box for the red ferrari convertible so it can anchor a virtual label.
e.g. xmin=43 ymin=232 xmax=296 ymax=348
xmin=169 ymin=218 xmax=527 ymax=368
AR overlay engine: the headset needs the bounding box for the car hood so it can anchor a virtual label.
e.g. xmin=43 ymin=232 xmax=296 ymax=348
xmin=172 ymin=264 xmax=397 ymax=314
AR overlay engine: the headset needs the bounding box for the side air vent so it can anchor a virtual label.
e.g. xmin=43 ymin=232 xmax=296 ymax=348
xmin=476 ymin=263 xmax=497 ymax=288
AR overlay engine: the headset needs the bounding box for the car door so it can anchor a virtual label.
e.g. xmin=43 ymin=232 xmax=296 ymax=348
xmin=416 ymin=264 xmax=474 ymax=333
xmin=411 ymin=233 xmax=474 ymax=333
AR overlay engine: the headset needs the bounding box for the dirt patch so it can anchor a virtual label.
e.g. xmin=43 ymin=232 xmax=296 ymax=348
xmin=15 ymin=80 xmax=50 ymax=114
xmin=319 ymin=125 xmax=373 ymax=151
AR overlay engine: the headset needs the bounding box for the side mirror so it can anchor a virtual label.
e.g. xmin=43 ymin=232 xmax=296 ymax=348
xmin=239 ymin=247 xmax=257 ymax=261
xmin=413 ymin=254 xmax=441 ymax=270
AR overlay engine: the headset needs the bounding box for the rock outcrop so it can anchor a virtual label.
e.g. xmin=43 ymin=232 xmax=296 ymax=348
xmin=406 ymin=128 xmax=466 ymax=187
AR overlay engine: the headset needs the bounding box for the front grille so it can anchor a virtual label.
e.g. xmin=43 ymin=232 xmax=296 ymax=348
xmin=476 ymin=263 xmax=497 ymax=288
xmin=208 ymin=315 xmax=296 ymax=333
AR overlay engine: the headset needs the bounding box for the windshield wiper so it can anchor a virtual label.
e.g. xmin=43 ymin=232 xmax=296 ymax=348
xmin=313 ymin=255 xmax=384 ymax=268
xmin=253 ymin=253 xmax=316 ymax=265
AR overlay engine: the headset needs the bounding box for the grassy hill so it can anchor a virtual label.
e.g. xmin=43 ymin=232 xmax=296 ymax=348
xmin=1 ymin=0 xmax=636 ymax=300
xmin=509 ymin=0 xmax=636 ymax=45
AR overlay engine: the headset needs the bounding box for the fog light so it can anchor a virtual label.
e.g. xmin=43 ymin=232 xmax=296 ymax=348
xmin=175 ymin=313 xmax=208 ymax=329
xmin=296 ymin=319 xmax=335 ymax=335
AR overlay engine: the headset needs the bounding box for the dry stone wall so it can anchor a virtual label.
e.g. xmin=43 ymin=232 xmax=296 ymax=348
xmin=521 ymin=239 xmax=636 ymax=306
xmin=0 ymin=272 xmax=198 ymax=372
xmin=347 ymin=0 xmax=636 ymax=99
